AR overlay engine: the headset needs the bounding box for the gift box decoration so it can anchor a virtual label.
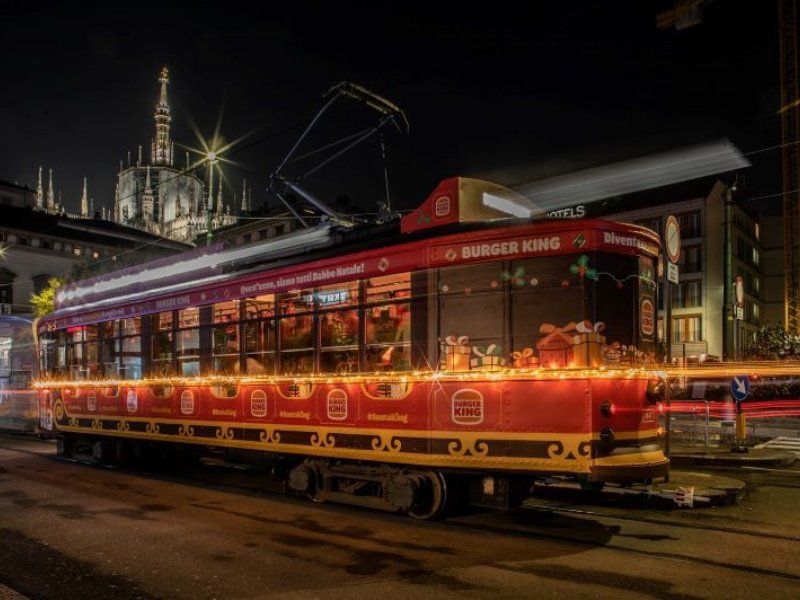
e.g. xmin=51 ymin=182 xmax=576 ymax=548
xmin=536 ymin=322 xmax=577 ymax=368
xmin=470 ymin=344 xmax=506 ymax=371
xmin=441 ymin=335 xmax=471 ymax=371
xmin=571 ymin=321 xmax=606 ymax=368
xmin=511 ymin=347 xmax=539 ymax=369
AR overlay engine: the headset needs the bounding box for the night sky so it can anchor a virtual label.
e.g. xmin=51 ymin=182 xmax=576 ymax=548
xmin=0 ymin=1 xmax=782 ymax=218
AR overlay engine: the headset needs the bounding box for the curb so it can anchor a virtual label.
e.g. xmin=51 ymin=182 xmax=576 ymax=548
xmin=668 ymin=450 xmax=797 ymax=469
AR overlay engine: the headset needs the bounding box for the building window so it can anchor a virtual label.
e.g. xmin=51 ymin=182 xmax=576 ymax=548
xmin=636 ymin=217 xmax=662 ymax=234
xmin=676 ymin=211 xmax=701 ymax=238
xmin=32 ymin=273 xmax=52 ymax=294
xmin=673 ymin=315 xmax=702 ymax=343
xmin=679 ymin=245 xmax=702 ymax=273
xmin=0 ymin=268 xmax=15 ymax=306
xmin=92 ymin=249 xmax=100 ymax=258
xmin=674 ymin=280 xmax=702 ymax=308
xmin=275 ymin=225 xmax=285 ymax=236
xmin=73 ymin=246 xmax=83 ymax=256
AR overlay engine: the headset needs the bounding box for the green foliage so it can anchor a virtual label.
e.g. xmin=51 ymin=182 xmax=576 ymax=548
xmin=29 ymin=277 xmax=65 ymax=318
xmin=745 ymin=324 xmax=800 ymax=360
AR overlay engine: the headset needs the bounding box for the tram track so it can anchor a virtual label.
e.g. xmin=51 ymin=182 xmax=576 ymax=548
xmin=520 ymin=501 xmax=800 ymax=543
xmin=449 ymin=506 xmax=800 ymax=583
xmin=6 ymin=438 xmax=800 ymax=584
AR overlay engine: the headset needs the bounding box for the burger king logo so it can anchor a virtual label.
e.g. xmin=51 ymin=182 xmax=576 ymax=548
xmin=250 ymin=389 xmax=267 ymax=418
xmin=180 ymin=390 xmax=195 ymax=415
xmin=327 ymin=389 xmax=348 ymax=421
xmin=452 ymin=389 xmax=484 ymax=425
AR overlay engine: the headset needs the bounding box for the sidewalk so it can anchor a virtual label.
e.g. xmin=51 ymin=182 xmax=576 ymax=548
xmin=532 ymin=442 xmax=796 ymax=509
xmin=650 ymin=441 xmax=797 ymax=507
xmin=668 ymin=441 xmax=798 ymax=469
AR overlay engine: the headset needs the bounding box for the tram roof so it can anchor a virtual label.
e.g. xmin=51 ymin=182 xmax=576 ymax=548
xmin=44 ymin=178 xmax=660 ymax=327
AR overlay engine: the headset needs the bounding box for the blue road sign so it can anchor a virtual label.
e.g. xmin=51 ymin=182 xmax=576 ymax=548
xmin=730 ymin=375 xmax=750 ymax=402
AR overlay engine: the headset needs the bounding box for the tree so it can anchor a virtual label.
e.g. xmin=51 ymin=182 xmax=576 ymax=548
xmin=29 ymin=277 xmax=64 ymax=318
xmin=746 ymin=324 xmax=800 ymax=360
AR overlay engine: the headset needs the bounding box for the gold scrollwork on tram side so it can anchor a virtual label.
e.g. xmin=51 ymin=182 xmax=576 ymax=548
xmin=258 ymin=427 xmax=281 ymax=444
xmin=178 ymin=424 xmax=195 ymax=437
xmin=215 ymin=426 xmax=235 ymax=440
xmin=547 ymin=439 xmax=591 ymax=460
xmin=447 ymin=438 xmax=489 ymax=458
xmin=310 ymin=431 xmax=335 ymax=449
xmin=53 ymin=399 xmax=65 ymax=422
xmin=579 ymin=440 xmax=591 ymax=458
xmin=145 ymin=422 xmax=161 ymax=434
xmin=370 ymin=434 xmax=402 ymax=452
xmin=70 ymin=417 xmax=80 ymax=428
xmin=116 ymin=421 xmax=131 ymax=432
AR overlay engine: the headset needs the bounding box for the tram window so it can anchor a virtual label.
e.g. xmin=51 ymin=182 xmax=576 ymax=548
xmin=439 ymin=263 xmax=504 ymax=352
xmin=39 ymin=332 xmax=56 ymax=375
xmin=213 ymin=300 xmax=239 ymax=323
xmin=315 ymin=281 xmax=360 ymax=307
xmin=212 ymin=301 xmax=240 ymax=375
xmin=280 ymin=289 xmax=314 ymax=315
xmin=116 ymin=317 xmax=141 ymax=380
xmin=67 ymin=326 xmax=88 ymax=379
xmin=84 ymin=325 xmax=100 ymax=378
xmin=280 ymin=314 xmax=314 ymax=351
xmin=121 ymin=335 xmax=142 ymax=380
xmin=367 ymin=273 xmax=411 ymax=303
xmin=320 ymin=309 xmax=359 ymax=373
xmin=592 ymin=253 xmax=654 ymax=362
xmin=151 ymin=312 xmax=175 ymax=376
xmin=366 ymin=303 xmax=411 ymax=371
xmin=177 ymin=307 xmax=200 ymax=376
xmin=510 ymin=256 xmax=585 ymax=354
xmin=244 ymin=320 xmax=275 ymax=374
xmin=121 ymin=317 xmax=141 ymax=336
xmin=55 ymin=330 xmax=67 ymax=375
xmin=244 ymin=294 xmax=275 ymax=320
xmin=279 ymin=290 xmax=314 ymax=352
xmin=244 ymin=294 xmax=275 ymax=374
xmin=279 ymin=290 xmax=315 ymax=373
xmin=101 ymin=321 xmax=119 ymax=376
xmin=281 ymin=350 xmax=313 ymax=374
xmin=179 ymin=307 xmax=200 ymax=328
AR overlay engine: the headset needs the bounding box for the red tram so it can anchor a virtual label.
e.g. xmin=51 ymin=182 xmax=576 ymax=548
xmin=35 ymin=178 xmax=668 ymax=518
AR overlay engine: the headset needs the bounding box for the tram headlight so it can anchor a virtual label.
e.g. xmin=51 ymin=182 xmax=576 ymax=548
xmin=600 ymin=400 xmax=616 ymax=417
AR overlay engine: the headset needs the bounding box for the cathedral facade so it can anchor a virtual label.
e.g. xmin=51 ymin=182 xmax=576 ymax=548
xmin=113 ymin=67 xmax=236 ymax=244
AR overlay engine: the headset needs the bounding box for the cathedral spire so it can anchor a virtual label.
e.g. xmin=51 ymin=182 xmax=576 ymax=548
xmin=36 ymin=166 xmax=44 ymax=209
xmin=46 ymin=168 xmax=55 ymax=212
xmin=80 ymin=177 xmax=89 ymax=217
xmin=151 ymin=66 xmax=173 ymax=166
xmin=142 ymin=166 xmax=155 ymax=222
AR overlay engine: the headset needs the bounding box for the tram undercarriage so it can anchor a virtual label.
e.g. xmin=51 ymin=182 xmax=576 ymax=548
xmin=55 ymin=432 xmax=539 ymax=519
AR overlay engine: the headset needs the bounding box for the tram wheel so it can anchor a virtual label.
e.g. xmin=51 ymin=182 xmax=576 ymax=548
xmin=56 ymin=434 xmax=73 ymax=458
xmin=577 ymin=476 xmax=605 ymax=495
xmin=407 ymin=470 xmax=447 ymax=520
